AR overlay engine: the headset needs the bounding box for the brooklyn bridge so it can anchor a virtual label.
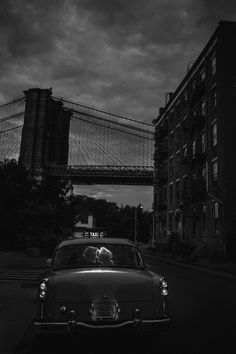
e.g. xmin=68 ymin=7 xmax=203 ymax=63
xmin=0 ymin=88 xmax=154 ymax=185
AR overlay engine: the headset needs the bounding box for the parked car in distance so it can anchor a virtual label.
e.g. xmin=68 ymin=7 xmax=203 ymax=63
xmin=34 ymin=237 xmax=170 ymax=334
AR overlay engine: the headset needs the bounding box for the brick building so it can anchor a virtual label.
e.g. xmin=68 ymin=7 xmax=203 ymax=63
xmin=153 ymin=21 xmax=236 ymax=259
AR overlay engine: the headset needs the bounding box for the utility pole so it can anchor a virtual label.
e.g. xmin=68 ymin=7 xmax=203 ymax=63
xmin=134 ymin=208 xmax=138 ymax=244
xmin=134 ymin=204 xmax=143 ymax=244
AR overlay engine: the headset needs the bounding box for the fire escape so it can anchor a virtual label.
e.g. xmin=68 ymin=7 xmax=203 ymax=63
xmin=153 ymin=119 xmax=168 ymax=241
xmin=181 ymin=76 xmax=207 ymax=206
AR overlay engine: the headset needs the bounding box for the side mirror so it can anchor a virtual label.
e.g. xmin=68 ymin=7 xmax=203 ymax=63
xmin=47 ymin=258 xmax=52 ymax=267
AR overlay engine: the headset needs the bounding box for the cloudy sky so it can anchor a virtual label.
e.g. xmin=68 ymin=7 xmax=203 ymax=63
xmin=1 ymin=0 xmax=236 ymax=209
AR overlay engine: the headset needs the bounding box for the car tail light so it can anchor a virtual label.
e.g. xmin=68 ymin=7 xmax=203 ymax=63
xmin=39 ymin=279 xmax=48 ymax=301
xmin=160 ymin=277 xmax=168 ymax=297
xmin=160 ymin=277 xmax=168 ymax=316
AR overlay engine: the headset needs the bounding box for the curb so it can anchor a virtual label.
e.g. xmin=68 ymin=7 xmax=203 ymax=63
xmin=141 ymin=249 xmax=236 ymax=281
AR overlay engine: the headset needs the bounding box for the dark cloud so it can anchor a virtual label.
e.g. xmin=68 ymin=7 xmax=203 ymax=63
xmin=74 ymin=0 xmax=200 ymax=46
xmin=200 ymin=0 xmax=236 ymax=26
xmin=1 ymin=0 xmax=236 ymax=112
xmin=0 ymin=1 xmax=63 ymax=58
xmin=1 ymin=0 xmax=236 ymax=206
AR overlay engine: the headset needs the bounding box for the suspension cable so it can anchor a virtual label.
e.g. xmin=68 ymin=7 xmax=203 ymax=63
xmin=71 ymin=115 xmax=153 ymax=141
xmin=53 ymin=96 xmax=153 ymax=126
xmin=0 ymin=97 xmax=24 ymax=109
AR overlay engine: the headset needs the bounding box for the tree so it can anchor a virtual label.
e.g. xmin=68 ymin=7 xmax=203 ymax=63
xmin=73 ymin=195 xmax=152 ymax=242
xmin=0 ymin=159 xmax=152 ymax=252
xmin=0 ymin=160 xmax=77 ymax=254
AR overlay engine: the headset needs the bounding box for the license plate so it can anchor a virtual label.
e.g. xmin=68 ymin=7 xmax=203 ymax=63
xmin=90 ymin=302 xmax=119 ymax=321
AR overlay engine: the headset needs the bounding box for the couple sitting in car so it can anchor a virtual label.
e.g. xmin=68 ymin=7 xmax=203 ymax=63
xmin=83 ymin=246 xmax=114 ymax=266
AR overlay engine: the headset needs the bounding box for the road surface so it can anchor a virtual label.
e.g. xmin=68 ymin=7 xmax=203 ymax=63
xmin=0 ymin=251 xmax=235 ymax=354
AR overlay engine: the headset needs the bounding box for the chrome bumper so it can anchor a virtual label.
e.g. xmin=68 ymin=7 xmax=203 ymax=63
xmin=34 ymin=317 xmax=171 ymax=333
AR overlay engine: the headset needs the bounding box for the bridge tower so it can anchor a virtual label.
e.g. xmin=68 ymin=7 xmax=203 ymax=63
xmin=19 ymin=88 xmax=72 ymax=174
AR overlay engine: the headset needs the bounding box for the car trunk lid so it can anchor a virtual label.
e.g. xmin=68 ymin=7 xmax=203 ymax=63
xmin=52 ymin=268 xmax=155 ymax=302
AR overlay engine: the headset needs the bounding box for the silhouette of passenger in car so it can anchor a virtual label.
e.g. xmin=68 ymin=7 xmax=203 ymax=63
xmin=83 ymin=246 xmax=99 ymax=265
xmin=97 ymin=247 xmax=114 ymax=266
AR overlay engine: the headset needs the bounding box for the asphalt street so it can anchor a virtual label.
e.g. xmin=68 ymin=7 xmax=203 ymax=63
xmin=142 ymin=251 xmax=236 ymax=353
xmin=0 ymin=251 xmax=235 ymax=354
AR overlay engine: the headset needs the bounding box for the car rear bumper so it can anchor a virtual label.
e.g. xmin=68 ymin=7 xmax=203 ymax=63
xmin=34 ymin=317 xmax=171 ymax=334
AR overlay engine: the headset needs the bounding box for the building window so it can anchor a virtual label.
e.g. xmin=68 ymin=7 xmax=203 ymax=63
xmin=176 ymin=104 xmax=181 ymax=120
xmin=164 ymin=185 xmax=167 ymax=199
xmin=162 ymin=213 xmax=167 ymax=229
xmin=176 ymin=125 xmax=181 ymax=144
xmin=79 ymin=215 xmax=89 ymax=224
xmin=212 ymin=159 xmax=218 ymax=184
xmin=192 ymin=139 xmax=196 ymax=159
xmin=169 ymin=156 xmax=174 ymax=176
xmin=212 ymin=121 xmax=217 ymax=147
xmin=175 ymin=151 xmax=180 ymax=171
xmin=169 ymin=131 xmax=174 ymax=149
xmin=213 ymin=202 xmax=219 ymax=235
xmin=210 ymin=86 xmax=217 ymax=109
xmin=181 ymin=213 xmax=187 ymax=241
xmin=202 ymin=164 xmax=206 ymax=182
xmin=202 ymin=204 xmax=206 ymax=234
xmin=182 ymin=175 xmax=188 ymax=194
xmin=154 ymin=191 xmax=158 ymax=206
xmin=169 ymin=211 xmax=173 ymax=231
xmin=176 ymin=179 xmax=180 ymax=201
xmin=164 ymin=161 xmax=168 ymax=177
xmin=183 ymin=144 xmax=188 ymax=158
xmin=211 ymin=56 xmax=216 ymax=76
xmin=169 ymin=183 xmax=173 ymax=202
xmin=183 ymin=92 xmax=188 ymax=105
xmin=192 ymin=207 xmax=197 ymax=236
xmin=201 ymin=70 xmax=206 ymax=82
xmin=192 ymin=173 xmax=197 ymax=191
xmin=169 ymin=111 xmax=174 ymax=125
xmin=201 ymin=132 xmax=206 ymax=152
xmin=201 ymin=99 xmax=206 ymax=116
xmin=158 ymin=189 xmax=162 ymax=207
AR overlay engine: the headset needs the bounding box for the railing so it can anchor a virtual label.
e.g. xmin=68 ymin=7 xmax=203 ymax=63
xmin=182 ymin=118 xmax=191 ymax=132
xmin=154 ymin=169 xmax=168 ymax=184
xmin=181 ymin=179 xmax=206 ymax=202
xmin=193 ymin=149 xmax=206 ymax=163
xmin=154 ymin=143 xmax=168 ymax=161
xmin=182 ymin=154 xmax=192 ymax=165
xmin=157 ymin=200 xmax=167 ymax=211
xmin=46 ymin=164 xmax=153 ymax=177
xmin=190 ymin=114 xmax=206 ymax=132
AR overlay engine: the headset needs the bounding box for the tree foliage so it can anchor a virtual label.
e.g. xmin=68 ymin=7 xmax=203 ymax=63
xmin=0 ymin=159 xmax=77 ymax=253
xmin=0 ymin=159 xmax=152 ymax=254
xmin=74 ymin=196 xmax=152 ymax=243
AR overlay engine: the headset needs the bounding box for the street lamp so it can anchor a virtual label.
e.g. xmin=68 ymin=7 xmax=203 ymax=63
xmin=134 ymin=204 xmax=143 ymax=244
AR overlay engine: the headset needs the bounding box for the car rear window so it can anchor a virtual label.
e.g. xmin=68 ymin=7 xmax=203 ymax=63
xmin=53 ymin=243 xmax=144 ymax=270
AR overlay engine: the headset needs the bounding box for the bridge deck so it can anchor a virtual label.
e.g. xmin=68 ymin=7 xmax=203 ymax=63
xmin=45 ymin=165 xmax=154 ymax=186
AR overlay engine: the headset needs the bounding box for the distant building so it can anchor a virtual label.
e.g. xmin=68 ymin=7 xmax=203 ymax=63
xmin=74 ymin=215 xmax=95 ymax=237
xmin=153 ymin=21 xmax=236 ymax=259
xmin=74 ymin=215 xmax=107 ymax=238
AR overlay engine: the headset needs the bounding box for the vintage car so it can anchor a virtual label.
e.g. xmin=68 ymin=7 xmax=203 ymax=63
xmin=34 ymin=237 xmax=170 ymax=334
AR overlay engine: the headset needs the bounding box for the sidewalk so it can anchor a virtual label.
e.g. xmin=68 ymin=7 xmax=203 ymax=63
xmin=141 ymin=245 xmax=236 ymax=280
xmin=0 ymin=250 xmax=48 ymax=268
xmin=1 ymin=248 xmax=236 ymax=280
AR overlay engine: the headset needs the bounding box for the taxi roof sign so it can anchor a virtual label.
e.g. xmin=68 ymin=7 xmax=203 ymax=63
xmin=82 ymin=230 xmax=107 ymax=238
